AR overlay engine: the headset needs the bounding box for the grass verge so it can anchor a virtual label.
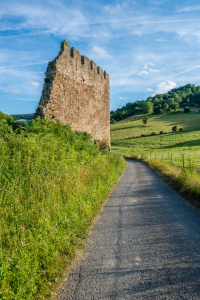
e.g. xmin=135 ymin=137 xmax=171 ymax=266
xmin=125 ymin=153 xmax=200 ymax=209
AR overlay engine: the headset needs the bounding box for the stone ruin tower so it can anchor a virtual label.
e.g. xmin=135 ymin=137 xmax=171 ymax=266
xmin=35 ymin=41 xmax=110 ymax=147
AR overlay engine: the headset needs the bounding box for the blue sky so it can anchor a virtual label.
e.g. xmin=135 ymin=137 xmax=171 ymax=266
xmin=1 ymin=0 xmax=200 ymax=114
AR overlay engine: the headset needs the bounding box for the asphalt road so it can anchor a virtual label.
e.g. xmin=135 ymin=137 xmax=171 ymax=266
xmin=57 ymin=160 xmax=200 ymax=300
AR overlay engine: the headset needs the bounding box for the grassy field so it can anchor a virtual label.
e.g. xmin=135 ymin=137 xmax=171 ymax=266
xmin=111 ymin=109 xmax=200 ymax=207
xmin=111 ymin=110 xmax=200 ymax=154
xmin=11 ymin=114 xmax=34 ymax=125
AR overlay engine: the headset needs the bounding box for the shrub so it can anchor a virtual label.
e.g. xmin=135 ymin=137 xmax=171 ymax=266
xmin=172 ymin=125 xmax=178 ymax=132
xmin=151 ymin=132 xmax=156 ymax=136
xmin=141 ymin=134 xmax=145 ymax=137
xmin=44 ymin=77 xmax=50 ymax=83
xmin=179 ymin=127 xmax=183 ymax=131
xmin=142 ymin=116 xmax=148 ymax=126
xmin=7 ymin=120 xmax=24 ymax=133
xmin=160 ymin=131 xmax=164 ymax=134
xmin=0 ymin=120 xmax=13 ymax=136
xmin=95 ymin=139 xmax=110 ymax=154
xmin=184 ymin=106 xmax=191 ymax=113
xmin=110 ymin=118 xmax=116 ymax=124
xmin=0 ymin=111 xmax=13 ymax=121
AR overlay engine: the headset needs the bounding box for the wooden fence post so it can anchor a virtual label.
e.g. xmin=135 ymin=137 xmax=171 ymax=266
xmin=189 ymin=157 xmax=192 ymax=173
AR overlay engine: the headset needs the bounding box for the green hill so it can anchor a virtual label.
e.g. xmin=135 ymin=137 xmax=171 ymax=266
xmin=11 ymin=113 xmax=34 ymax=124
xmin=111 ymin=83 xmax=200 ymax=122
xmin=111 ymin=110 xmax=200 ymax=154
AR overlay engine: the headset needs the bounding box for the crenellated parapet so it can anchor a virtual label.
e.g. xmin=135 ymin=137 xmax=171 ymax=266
xmin=35 ymin=41 xmax=110 ymax=147
xmin=59 ymin=41 xmax=109 ymax=80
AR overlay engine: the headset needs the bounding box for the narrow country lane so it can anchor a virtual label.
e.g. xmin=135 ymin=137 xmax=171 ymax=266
xmin=57 ymin=160 xmax=200 ymax=299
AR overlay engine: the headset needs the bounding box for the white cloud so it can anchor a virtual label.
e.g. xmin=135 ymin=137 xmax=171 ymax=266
xmin=144 ymin=62 xmax=154 ymax=69
xmin=138 ymin=70 xmax=149 ymax=76
xmin=0 ymin=2 xmax=88 ymax=38
xmin=137 ymin=63 xmax=159 ymax=76
xmin=119 ymin=96 xmax=128 ymax=100
xmin=104 ymin=3 xmax=122 ymax=14
xmin=156 ymin=38 xmax=165 ymax=42
xmin=26 ymin=81 xmax=40 ymax=87
xmin=146 ymin=88 xmax=153 ymax=92
xmin=10 ymin=89 xmax=21 ymax=94
xmin=149 ymin=68 xmax=160 ymax=73
xmin=92 ymin=46 xmax=111 ymax=58
xmin=155 ymin=80 xmax=177 ymax=94
xmin=178 ymin=5 xmax=200 ymax=12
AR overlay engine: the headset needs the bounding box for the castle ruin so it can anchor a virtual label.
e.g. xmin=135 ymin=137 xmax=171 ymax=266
xmin=35 ymin=41 xmax=110 ymax=147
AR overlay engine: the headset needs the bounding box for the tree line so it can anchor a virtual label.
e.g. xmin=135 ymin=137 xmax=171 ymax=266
xmin=111 ymin=84 xmax=200 ymax=123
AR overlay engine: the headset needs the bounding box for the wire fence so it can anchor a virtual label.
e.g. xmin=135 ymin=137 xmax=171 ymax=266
xmin=146 ymin=149 xmax=200 ymax=174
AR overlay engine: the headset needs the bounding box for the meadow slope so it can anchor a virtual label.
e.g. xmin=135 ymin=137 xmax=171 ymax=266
xmin=111 ymin=110 xmax=200 ymax=207
xmin=111 ymin=110 xmax=200 ymax=153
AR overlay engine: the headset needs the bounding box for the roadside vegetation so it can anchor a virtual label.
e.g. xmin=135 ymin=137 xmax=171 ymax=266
xmin=126 ymin=152 xmax=200 ymax=208
xmin=0 ymin=113 xmax=126 ymax=299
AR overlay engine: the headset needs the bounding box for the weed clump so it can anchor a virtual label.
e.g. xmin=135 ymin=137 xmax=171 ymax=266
xmin=95 ymin=139 xmax=110 ymax=154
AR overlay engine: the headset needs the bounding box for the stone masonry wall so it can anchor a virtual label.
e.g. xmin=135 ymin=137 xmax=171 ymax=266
xmin=35 ymin=41 xmax=110 ymax=147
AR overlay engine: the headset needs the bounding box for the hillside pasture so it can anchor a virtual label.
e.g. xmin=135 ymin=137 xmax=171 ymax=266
xmin=111 ymin=111 xmax=200 ymax=153
xmin=110 ymin=110 xmax=200 ymax=207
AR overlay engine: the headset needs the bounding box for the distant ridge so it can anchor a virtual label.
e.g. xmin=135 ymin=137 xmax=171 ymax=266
xmin=111 ymin=83 xmax=200 ymax=122
xmin=11 ymin=113 xmax=34 ymax=124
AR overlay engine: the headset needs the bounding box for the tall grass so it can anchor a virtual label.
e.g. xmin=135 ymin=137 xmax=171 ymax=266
xmin=0 ymin=119 xmax=126 ymax=299
xmin=125 ymin=152 xmax=200 ymax=208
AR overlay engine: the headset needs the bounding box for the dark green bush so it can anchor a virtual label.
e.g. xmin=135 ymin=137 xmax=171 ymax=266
xmin=110 ymin=118 xmax=116 ymax=124
xmin=95 ymin=139 xmax=110 ymax=154
xmin=172 ymin=125 xmax=178 ymax=132
xmin=184 ymin=106 xmax=191 ymax=113
xmin=44 ymin=78 xmax=50 ymax=83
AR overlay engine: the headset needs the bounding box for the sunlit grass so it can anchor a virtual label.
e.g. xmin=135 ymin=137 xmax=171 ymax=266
xmin=111 ymin=111 xmax=200 ymax=153
xmin=0 ymin=119 xmax=126 ymax=299
xmin=126 ymin=152 xmax=200 ymax=208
